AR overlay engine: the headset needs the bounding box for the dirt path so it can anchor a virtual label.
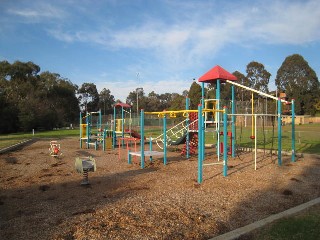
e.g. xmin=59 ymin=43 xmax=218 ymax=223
xmin=0 ymin=138 xmax=320 ymax=239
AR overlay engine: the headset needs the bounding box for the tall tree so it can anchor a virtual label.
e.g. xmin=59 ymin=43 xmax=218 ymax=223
xmin=188 ymin=81 xmax=202 ymax=109
xmin=78 ymin=83 xmax=99 ymax=112
xmin=0 ymin=60 xmax=80 ymax=132
xmin=40 ymin=71 xmax=79 ymax=128
xmin=169 ymin=93 xmax=185 ymax=110
xmin=275 ymin=54 xmax=320 ymax=115
xmin=146 ymin=91 xmax=161 ymax=112
xmin=126 ymin=88 xmax=145 ymax=113
xmin=233 ymin=71 xmax=251 ymax=101
xmin=246 ymin=61 xmax=271 ymax=93
xmin=99 ymin=88 xmax=115 ymax=115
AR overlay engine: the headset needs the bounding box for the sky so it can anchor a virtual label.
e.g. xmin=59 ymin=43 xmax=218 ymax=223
xmin=1 ymin=0 xmax=320 ymax=102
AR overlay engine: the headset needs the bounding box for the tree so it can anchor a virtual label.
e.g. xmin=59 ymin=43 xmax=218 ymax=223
xmin=99 ymin=88 xmax=115 ymax=115
xmin=233 ymin=71 xmax=251 ymax=101
xmin=146 ymin=91 xmax=161 ymax=112
xmin=126 ymin=88 xmax=145 ymax=113
xmin=78 ymin=83 xmax=99 ymax=112
xmin=0 ymin=60 xmax=80 ymax=132
xmin=246 ymin=61 xmax=271 ymax=93
xmin=168 ymin=93 xmax=185 ymax=110
xmin=188 ymin=81 xmax=202 ymax=109
xmin=275 ymin=54 xmax=320 ymax=115
xmin=40 ymin=72 xmax=79 ymax=128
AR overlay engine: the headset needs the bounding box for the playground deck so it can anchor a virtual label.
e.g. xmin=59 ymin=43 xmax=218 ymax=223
xmin=0 ymin=137 xmax=320 ymax=239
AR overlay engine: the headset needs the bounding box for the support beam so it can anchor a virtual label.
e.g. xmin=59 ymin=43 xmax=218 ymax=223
xmin=291 ymin=99 xmax=296 ymax=162
xmin=226 ymin=80 xmax=289 ymax=103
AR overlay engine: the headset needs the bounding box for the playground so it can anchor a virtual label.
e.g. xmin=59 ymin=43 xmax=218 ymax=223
xmin=1 ymin=137 xmax=320 ymax=239
xmin=1 ymin=65 xmax=320 ymax=239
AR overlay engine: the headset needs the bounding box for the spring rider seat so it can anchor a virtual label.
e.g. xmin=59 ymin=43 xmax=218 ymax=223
xmin=75 ymin=156 xmax=96 ymax=185
xmin=49 ymin=141 xmax=62 ymax=157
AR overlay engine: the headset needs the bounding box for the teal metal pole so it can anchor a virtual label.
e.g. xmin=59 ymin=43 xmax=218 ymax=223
xmin=79 ymin=112 xmax=82 ymax=148
xmin=216 ymin=79 xmax=221 ymax=157
xmin=223 ymin=106 xmax=228 ymax=176
xmin=186 ymin=96 xmax=190 ymax=159
xmin=163 ymin=114 xmax=167 ymax=165
xmin=121 ymin=106 xmax=124 ymax=147
xmin=128 ymin=149 xmax=132 ymax=164
xmin=86 ymin=112 xmax=90 ymax=149
xmin=197 ymin=104 xmax=203 ymax=184
xmin=201 ymin=82 xmax=205 ymax=159
xmin=231 ymin=85 xmax=236 ymax=158
xmin=201 ymin=82 xmax=205 ymax=108
xmin=99 ymin=109 xmax=102 ymax=130
xmin=149 ymin=137 xmax=153 ymax=162
xmin=277 ymin=98 xmax=282 ymax=166
xmin=113 ymin=106 xmax=116 ymax=149
xmin=140 ymin=109 xmax=145 ymax=169
xmin=291 ymin=99 xmax=296 ymax=162
xmin=103 ymin=129 xmax=106 ymax=151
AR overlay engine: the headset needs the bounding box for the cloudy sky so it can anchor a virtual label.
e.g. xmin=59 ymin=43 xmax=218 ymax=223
xmin=1 ymin=0 xmax=319 ymax=101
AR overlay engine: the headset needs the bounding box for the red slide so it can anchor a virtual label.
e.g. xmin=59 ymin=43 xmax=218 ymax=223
xmin=125 ymin=129 xmax=142 ymax=139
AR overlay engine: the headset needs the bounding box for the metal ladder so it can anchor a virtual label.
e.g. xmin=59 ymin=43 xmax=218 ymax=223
xmin=155 ymin=118 xmax=198 ymax=149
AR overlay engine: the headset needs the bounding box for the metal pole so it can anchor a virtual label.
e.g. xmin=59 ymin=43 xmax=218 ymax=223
xmin=149 ymin=137 xmax=153 ymax=162
xmin=186 ymin=96 xmax=190 ymax=159
xmin=201 ymin=82 xmax=205 ymax=159
xmin=113 ymin=106 xmax=116 ymax=149
xmin=198 ymin=104 xmax=203 ymax=184
xmin=254 ymin=114 xmax=257 ymax=170
xmin=291 ymin=99 xmax=296 ymax=162
xmin=80 ymin=112 xmax=82 ymax=148
xmin=251 ymin=92 xmax=254 ymax=138
xmin=121 ymin=106 xmax=124 ymax=147
xmin=277 ymin=98 xmax=282 ymax=166
xmin=231 ymin=85 xmax=236 ymax=158
xmin=163 ymin=114 xmax=167 ymax=165
xmin=216 ymin=80 xmax=221 ymax=158
xmin=140 ymin=109 xmax=145 ymax=169
xmin=226 ymin=80 xmax=289 ymax=103
xmin=223 ymin=106 xmax=228 ymax=177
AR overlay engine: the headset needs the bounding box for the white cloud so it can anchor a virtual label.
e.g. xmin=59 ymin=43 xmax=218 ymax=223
xmin=7 ymin=2 xmax=67 ymax=21
xmin=247 ymin=0 xmax=320 ymax=44
xmin=95 ymin=77 xmax=191 ymax=102
xmin=46 ymin=0 xmax=320 ymax=74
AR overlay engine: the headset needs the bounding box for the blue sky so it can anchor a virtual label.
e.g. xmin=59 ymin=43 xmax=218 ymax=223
xmin=1 ymin=0 xmax=319 ymax=102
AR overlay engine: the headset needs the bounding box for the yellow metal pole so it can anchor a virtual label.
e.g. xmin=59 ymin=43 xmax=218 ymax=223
xmin=251 ymin=92 xmax=254 ymax=137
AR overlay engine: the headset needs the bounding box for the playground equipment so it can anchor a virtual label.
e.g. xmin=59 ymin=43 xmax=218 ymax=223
xmin=127 ymin=105 xmax=221 ymax=169
xmin=197 ymin=65 xmax=296 ymax=183
xmin=49 ymin=141 xmax=62 ymax=157
xmin=75 ymin=156 xmax=96 ymax=185
xmin=113 ymin=103 xmax=134 ymax=148
xmin=124 ymin=65 xmax=296 ymax=185
xmin=118 ymin=137 xmax=139 ymax=160
xmin=80 ymin=110 xmax=102 ymax=149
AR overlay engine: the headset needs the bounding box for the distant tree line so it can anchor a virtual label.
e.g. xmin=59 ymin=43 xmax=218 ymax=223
xmin=0 ymin=54 xmax=319 ymax=134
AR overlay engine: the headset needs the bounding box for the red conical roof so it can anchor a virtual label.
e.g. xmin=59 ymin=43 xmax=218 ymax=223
xmin=114 ymin=102 xmax=131 ymax=108
xmin=198 ymin=65 xmax=237 ymax=83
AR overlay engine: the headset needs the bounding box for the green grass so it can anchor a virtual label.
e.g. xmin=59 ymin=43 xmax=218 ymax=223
xmin=0 ymin=129 xmax=79 ymax=149
xmin=205 ymin=123 xmax=320 ymax=155
xmin=250 ymin=204 xmax=320 ymax=240
xmin=1 ymin=124 xmax=320 ymax=154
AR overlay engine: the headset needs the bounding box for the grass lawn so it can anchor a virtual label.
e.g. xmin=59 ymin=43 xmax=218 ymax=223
xmin=0 ymin=129 xmax=79 ymax=149
xmin=1 ymin=124 xmax=319 ymax=155
xmin=245 ymin=204 xmax=320 ymax=240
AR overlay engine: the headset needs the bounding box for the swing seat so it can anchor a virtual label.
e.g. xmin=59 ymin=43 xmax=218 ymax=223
xmin=250 ymin=135 xmax=255 ymax=140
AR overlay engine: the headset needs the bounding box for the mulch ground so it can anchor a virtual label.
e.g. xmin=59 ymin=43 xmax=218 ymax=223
xmin=0 ymin=137 xmax=320 ymax=240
